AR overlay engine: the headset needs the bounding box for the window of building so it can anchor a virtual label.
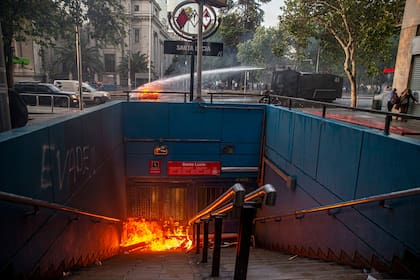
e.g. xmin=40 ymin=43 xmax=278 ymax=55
xmin=416 ymin=25 xmax=420 ymax=37
xmin=134 ymin=29 xmax=140 ymax=43
xmin=134 ymin=5 xmax=139 ymax=12
xmin=104 ymin=54 xmax=116 ymax=72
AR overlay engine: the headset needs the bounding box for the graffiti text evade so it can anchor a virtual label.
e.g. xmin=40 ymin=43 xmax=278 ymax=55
xmin=41 ymin=144 xmax=96 ymax=190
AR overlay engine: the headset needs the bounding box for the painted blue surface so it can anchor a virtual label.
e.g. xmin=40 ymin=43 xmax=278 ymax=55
xmin=317 ymin=121 xmax=364 ymax=200
xmin=1 ymin=100 xmax=420 ymax=277
xmin=291 ymin=113 xmax=322 ymax=178
xmin=0 ymin=102 xmax=126 ymax=277
xmin=123 ymin=102 xmax=264 ymax=178
xmin=258 ymin=104 xmax=420 ymax=268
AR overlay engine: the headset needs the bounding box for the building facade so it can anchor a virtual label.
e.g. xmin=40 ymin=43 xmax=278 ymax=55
xmin=394 ymin=0 xmax=420 ymax=99
xmin=98 ymin=0 xmax=173 ymax=87
xmin=12 ymin=0 xmax=173 ymax=88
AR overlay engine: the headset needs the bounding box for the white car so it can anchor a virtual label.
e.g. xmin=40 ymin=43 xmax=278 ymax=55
xmin=54 ymin=80 xmax=111 ymax=105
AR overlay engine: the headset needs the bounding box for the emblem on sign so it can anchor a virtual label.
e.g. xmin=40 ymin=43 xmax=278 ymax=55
xmin=168 ymin=0 xmax=220 ymax=41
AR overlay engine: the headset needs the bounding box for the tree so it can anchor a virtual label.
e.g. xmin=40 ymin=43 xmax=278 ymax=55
xmin=237 ymin=27 xmax=285 ymax=67
xmin=280 ymin=0 xmax=404 ymax=107
xmin=0 ymin=0 xmax=126 ymax=87
xmin=52 ymin=32 xmax=104 ymax=81
xmin=219 ymin=0 xmax=271 ymax=47
xmin=118 ymin=52 xmax=152 ymax=86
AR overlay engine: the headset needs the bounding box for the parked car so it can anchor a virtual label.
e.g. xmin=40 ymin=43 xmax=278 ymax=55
xmin=14 ymin=82 xmax=79 ymax=108
xmin=53 ymin=80 xmax=111 ymax=105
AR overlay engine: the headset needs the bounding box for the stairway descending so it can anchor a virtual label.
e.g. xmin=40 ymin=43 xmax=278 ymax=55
xmin=66 ymin=247 xmax=412 ymax=280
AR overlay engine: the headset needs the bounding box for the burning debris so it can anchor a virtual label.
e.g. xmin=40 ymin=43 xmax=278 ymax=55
xmin=120 ymin=218 xmax=192 ymax=252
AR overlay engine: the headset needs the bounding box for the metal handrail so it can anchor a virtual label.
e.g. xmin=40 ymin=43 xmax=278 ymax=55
xmin=0 ymin=190 xmax=121 ymax=223
xmin=20 ymin=93 xmax=72 ymax=111
xmin=262 ymin=93 xmax=420 ymax=135
xmin=273 ymin=94 xmax=420 ymax=120
xmin=210 ymin=184 xmax=276 ymax=216
xmin=254 ymin=186 xmax=420 ymax=223
xmin=192 ymin=183 xmax=276 ymax=279
xmin=207 ymin=91 xmax=420 ymax=135
xmin=188 ymin=183 xmax=245 ymax=225
xmin=124 ymin=90 xmax=190 ymax=102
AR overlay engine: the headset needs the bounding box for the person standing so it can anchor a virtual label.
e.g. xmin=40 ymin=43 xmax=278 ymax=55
xmin=387 ymin=88 xmax=399 ymax=112
xmin=398 ymin=88 xmax=418 ymax=120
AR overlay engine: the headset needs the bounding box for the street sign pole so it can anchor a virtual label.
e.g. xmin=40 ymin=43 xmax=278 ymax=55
xmin=190 ymin=53 xmax=194 ymax=102
xmin=195 ymin=0 xmax=204 ymax=102
xmin=167 ymin=1 xmax=223 ymax=102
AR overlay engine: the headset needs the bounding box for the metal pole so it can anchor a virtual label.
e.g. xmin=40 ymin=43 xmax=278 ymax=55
xmin=127 ymin=21 xmax=131 ymax=90
xmin=211 ymin=216 xmax=223 ymax=277
xmin=148 ymin=0 xmax=152 ymax=83
xmin=190 ymin=53 xmax=194 ymax=102
xmin=0 ymin=23 xmax=11 ymax=132
xmin=75 ymin=24 xmax=83 ymax=110
xmin=195 ymin=222 xmax=201 ymax=254
xmin=234 ymin=204 xmax=257 ymax=280
xmin=202 ymin=220 xmax=209 ymax=263
xmin=194 ymin=1 xmax=204 ymax=102
xmin=316 ymin=45 xmax=320 ymax=73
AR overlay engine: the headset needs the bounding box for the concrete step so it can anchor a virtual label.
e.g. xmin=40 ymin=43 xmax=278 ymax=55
xmin=66 ymin=247 xmax=412 ymax=280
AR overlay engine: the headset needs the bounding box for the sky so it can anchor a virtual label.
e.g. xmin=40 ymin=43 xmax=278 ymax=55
xmin=261 ymin=0 xmax=284 ymax=27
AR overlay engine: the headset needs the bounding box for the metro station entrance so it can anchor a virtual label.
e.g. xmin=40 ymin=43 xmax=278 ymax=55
xmin=126 ymin=179 xmax=257 ymax=230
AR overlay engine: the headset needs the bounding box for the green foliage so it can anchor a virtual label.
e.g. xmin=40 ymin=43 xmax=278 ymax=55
xmin=237 ymin=27 xmax=285 ymax=67
xmin=280 ymin=0 xmax=404 ymax=105
xmin=118 ymin=52 xmax=152 ymax=84
xmin=219 ymin=0 xmax=268 ymax=47
xmin=281 ymin=0 xmax=402 ymax=72
xmin=52 ymin=32 xmax=104 ymax=81
xmin=0 ymin=0 xmax=126 ymax=86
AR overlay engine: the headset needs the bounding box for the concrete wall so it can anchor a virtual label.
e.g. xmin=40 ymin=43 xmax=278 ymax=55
xmin=256 ymin=105 xmax=420 ymax=275
xmin=0 ymin=102 xmax=126 ymax=278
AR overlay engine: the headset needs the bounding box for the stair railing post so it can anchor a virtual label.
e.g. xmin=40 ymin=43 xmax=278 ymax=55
xmin=202 ymin=219 xmax=209 ymax=263
xmin=195 ymin=222 xmax=201 ymax=254
xmin=234 ymin=203 xmax=257 ymax=280
xmin=211 ymin=216 xmax=223 ymax=277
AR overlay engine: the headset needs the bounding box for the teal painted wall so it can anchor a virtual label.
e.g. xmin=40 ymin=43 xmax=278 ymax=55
xmin=2 ymin=100 xmax=420 ymax=277
xmin=257 ymin=105 xmax=420 ymax=271
xmin=123 ymin=102 xmax=264 ymax=179
xmin=0 ymin=102 xmax=126 ymax=277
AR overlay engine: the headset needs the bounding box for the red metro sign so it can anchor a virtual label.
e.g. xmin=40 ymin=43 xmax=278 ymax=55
xmin=168 ymin=0 xmax=220 ymax=41
xmin=167 ymin=161 xmax=221 ymax=176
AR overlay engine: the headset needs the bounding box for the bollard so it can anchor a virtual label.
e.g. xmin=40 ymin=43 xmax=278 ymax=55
xmin=384 ymin=114 xmax=392 ymax=135
xmin=202 ymin=220 xmax=209 ymax=263
xmin=234 ymin=204 xmax=257 ymax=280
xmin=195 ymin=222 xmax=201 ymax=254
xmin=211 ymin=216 xmax=223 ymax=277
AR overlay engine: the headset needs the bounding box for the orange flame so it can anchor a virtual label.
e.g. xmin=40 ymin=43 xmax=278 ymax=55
xmin=131 ymin=83 xmax=162 ymax=100
xmin=120 ymin=218 xmax=192 ymax=252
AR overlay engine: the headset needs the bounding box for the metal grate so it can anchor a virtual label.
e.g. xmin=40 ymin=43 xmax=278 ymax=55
xmin=126 ymin=182 xmax=242 ymax=229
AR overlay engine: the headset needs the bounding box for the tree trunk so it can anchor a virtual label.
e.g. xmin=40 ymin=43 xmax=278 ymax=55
xmin=3 ymin=35 xmax=14 ymax=88
xmin=343 ymin=45 xmax=357 ymax=107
